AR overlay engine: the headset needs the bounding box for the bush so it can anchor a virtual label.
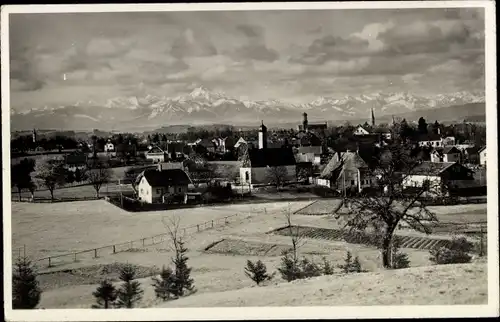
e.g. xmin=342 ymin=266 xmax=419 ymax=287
xmin=115 ymin=264 xmax=143 ymax=308
xmin=298 ymin=257 xmax=323 ymax=278
xmin=12 ymin=256 xmax=42 ymax=309
xmin=430 ymin=237 xmax=473 ymax=265
xmin=151 ymin=266 xmax=176 ymax=301
xmin=338 ymin=251 xmax=362 ymax=273
xmin=391 ymin=237 xmax=410 ymax=269
xmin=92 ymin=279 xmax=117 ymax=309
xmin=244 ymin=260 xmax=273 ymax=285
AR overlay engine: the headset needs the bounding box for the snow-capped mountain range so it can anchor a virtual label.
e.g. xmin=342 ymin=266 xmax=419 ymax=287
xmin=11 ymin=86 xmax=485 ymax=131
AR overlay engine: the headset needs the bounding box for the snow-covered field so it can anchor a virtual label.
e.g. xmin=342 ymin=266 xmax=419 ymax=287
xmin=9 ymin=199 xmax=489 ymax=308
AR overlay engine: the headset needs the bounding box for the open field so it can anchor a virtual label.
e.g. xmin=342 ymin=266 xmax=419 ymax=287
xmin=10 ymin=199 xmax=489 ymax=308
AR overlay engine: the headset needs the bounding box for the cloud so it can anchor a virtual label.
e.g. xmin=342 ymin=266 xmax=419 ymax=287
xmin=229 ymin=24 xmax=279 ymax=62
xmin=170 ymin=29 xmax=218 ymax=58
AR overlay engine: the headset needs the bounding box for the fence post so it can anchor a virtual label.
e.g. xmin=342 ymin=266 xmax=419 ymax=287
xmin=211 ymin=220 xmax=214 ymax=228
xmin=48 ymin=257 xmax=51 ymax=267
xmin=94 ymin=249 xmax=98 ymax=258
xmin=197 ymin=224 xmax=200 ymax=232
xmin=113 ymin=245 xmax=116 ymax=254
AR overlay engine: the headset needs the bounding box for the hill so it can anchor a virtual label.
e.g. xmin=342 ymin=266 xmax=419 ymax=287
xmin=158 ymin=262 xmax=487 ymax=307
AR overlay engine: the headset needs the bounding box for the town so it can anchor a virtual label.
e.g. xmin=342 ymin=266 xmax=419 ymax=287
xmin=6 ymin=4 xmax=492 ymax=315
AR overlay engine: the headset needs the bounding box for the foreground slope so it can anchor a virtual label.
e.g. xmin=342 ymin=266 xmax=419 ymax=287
xmin=158 ymin=263 xmax=487 ymax=307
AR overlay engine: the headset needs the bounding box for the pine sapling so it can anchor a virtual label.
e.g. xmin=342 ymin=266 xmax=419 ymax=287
xmin=244 ymin=260 xmax=273 ymax=285
xmin=92 ymin=279 xmax=117 ymax=309
xmin=12 ymin=256 xmax=42 ymax=309
xmin=391 ymin=237 xmax=410 ymax=269
xmin=299 ymin=257 xmax=322 ymax=278
xmin=351 ymin=256 xmax=362 ymax=273
xmin=322 ymin=257 xmax=334 ymax=275
xmin=338 ymin=250 xmax=353 ymax=274
xmin=278 ymin=250 xmax=301 ymax=282
xmin=172 ymin=240 xmax=194 ymax=297
xmin=116 ymin=264 xmax=143 ymax=308
xmin=151 ymin=266 xmax=176 ymax=301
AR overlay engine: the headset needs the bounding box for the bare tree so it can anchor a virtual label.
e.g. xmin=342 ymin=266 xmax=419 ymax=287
xmin=266 ymin=166 xmax=289 ymax=189
xmin=284 ymin=203 xmax=305 ymax=264
xmin=86 ymin=161 xmax=112 ymax=198
xmin=341 ymin=142 xmax=439 ymax=269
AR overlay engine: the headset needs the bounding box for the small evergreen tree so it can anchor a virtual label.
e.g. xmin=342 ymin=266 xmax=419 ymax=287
xmin=299 ymin=257 xmax=322 ymax=278
xmin=171 ymin=240 xmax=194 ymax=297
xmin=244 ymin=260 xmax=272 ymax=285
xmin=338 ymin=251 xmax=362 ymax=273
xmin=151 ymin=266 xmax=176 ymax=301
xmin=338 ymin=250 xmax=353 ymax=274
xmin=391 ymin=237 xmax=410 ymax=269
xmin=92 ymin=279 xmax=117 ymax=309
xmin=116 ymin=264 xmax=143 ymax=308
xmin=12 ymin=256 xmax=42 ymax=309
xmin=351 ymin=256 xmax=362 ymax=273
xmin=322 ymin=257 xmax=334 ymax=275
xmin=278 ymin=251 xmax=301 ymax=282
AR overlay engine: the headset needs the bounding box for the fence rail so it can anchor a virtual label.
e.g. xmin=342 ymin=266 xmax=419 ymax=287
xmin=22 ymin=213 xmax=240 ymax=269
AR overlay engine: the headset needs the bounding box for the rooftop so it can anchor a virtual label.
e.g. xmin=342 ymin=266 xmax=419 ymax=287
xmin=142 ymin=168 xmax=192 ymax=187
xmin=248 ymin=147 xmax=296 ymax=167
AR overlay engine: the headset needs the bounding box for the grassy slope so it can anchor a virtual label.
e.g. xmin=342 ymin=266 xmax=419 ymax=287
xmin=158 ymin=263 xmax=487 ymax=307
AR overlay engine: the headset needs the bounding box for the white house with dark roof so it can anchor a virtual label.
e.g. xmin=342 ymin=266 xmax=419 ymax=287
xmin=402 ymin=161 xmax=474 ymax=196
xmin=136 ymin=168 xmax=192 ymax=204
xmin=430 ymin=146 xmax=461 ymax=163
xmin=353 ymin=126 xmax=371 ymax=136
xmin=145 ymin=146 xmax=167 ymax=163
xmin=296 ymin=146 xmax=323 ymax=164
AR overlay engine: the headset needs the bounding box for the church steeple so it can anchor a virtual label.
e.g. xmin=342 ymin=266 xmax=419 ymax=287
xmin=371 ymin=108 xmax=376 ymax=127
xmin=258 ymin=120 xmax=268 ymax=149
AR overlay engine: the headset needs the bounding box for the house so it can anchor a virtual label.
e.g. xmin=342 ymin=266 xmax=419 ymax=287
xmin=64 ymin=152 xmax=87 ymax=172
xmin=317 ymin=150 xmax=375 ymax=194
xmin=353 ymin=126 xmax=371 ymax=136
xmin=233 ymin=137 xmax=248 ymax=149
xmin=212 ymin=137 xmax=228 ymax=154
xmin=478 ymin=146 xmax=487 ymax=166
xmin=239 ymin=121 xmax=296 ymax=188
xmin=198 ymin=138 xmax=216 ymax=154
xmin=295 ymin=146 xmax=322 ymax=165
xmin=145 ymin=146 xmax=167 ymax=163
xmin=136 ymin=168 xmax=192 ymax=204
xmin=430 ymin=147 xmax=461 ymax=163
xmin=402 ymin=161 xmax=475 ymax=196
xmin=461 ymin=146 xmax=481 ymax=164
xmin=417 ymin=133 xmax=443 ymax=148
xmin=116 ymin=142 xmax=137 ymax=160
xmin=104 ymin=140 xmax=115 ymax=152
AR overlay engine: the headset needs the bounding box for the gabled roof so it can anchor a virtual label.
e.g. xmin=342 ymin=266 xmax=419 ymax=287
xmin=147 ymin=146 xmax=164 ymax=154
xmin=248 ymin=147 xmax=296 ymax=167
xmin=320 ymin=151 xmax=369 ymax=180
xmin=442 ymin=146 xmax=460 ymax=154
xmin=409 ymin=161 xmax=456 ymax=176
xmin=142 ymin=169 xmax=192 ymax=187
xmin=297 ymin=146 xmax=322 ymax=155
xmin=478 ymin=146 xmax=486 ymax=153
xmin=417 ymin=133 xmax=442 ymax=142
xmin=234 ymin=137 xmax=248 ymax=148
xmin=464 ymin=146 xmax=481 ymax=154
xmin=199 ymin=138 xmax=215 ymax=148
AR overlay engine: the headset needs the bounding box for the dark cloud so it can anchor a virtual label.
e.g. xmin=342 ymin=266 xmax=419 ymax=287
xmin=230 ymin=24 xmax=279 ymax=62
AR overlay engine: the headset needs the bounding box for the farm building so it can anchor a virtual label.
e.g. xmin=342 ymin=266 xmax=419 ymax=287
xmin=317 ymin=150 xmax=375 ymax=194
xmin=461 ymin=146 xmax=481 ymax=164
xmin=64 ymin=151 xmax=87 ymax=172
xmin=430 ymin=146 xmax=461 ymax=163
xmin=402 ymin=161 xmax=475 ymax=196
xmin=136 ymin=168 xmax=192 ymax=204
xmin=145 ymin=146 xmax=167 ymax=163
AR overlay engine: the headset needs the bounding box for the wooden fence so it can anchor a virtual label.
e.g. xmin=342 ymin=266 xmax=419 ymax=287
xmin=26 ymin=213 xmax=240 ymax=268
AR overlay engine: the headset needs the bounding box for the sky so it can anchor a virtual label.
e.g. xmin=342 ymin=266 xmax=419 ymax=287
xmin=9 ymin=8 xmax=485 ymax=112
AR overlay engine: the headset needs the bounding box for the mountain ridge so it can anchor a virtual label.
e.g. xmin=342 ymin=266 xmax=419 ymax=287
xmin=10 ymin=86 xmax=485 ymax=131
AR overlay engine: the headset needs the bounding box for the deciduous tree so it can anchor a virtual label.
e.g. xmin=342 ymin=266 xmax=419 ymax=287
xmin=32 ymin=157 xmax=66 ymax=201
xmin=86 ymin=161 xmax=112 ymax=198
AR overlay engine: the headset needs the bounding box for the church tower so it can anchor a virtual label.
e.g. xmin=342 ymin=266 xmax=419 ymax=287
xmin=32 ymin=128 xmax=37 ymax=143
xmin=371 ymin=108 xmax=376 ymax=127
xmin=258 ymin=120 xmax=268 ymax=150
xmin=302 ymin=112 xmax=308 ymax=132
